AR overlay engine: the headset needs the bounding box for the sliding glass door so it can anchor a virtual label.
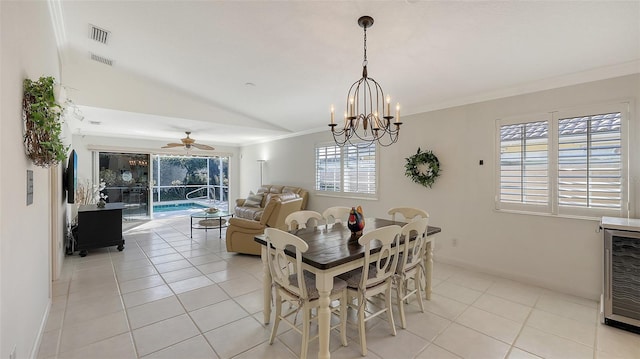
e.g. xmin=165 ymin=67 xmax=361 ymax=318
xmin=98 ymin=152 xmax=150 ymax=219
xmin=152 ymin=155 xmax=229 ymax=211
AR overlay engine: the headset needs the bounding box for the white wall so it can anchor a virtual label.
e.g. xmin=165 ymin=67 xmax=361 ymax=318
xmin=0 ymin=2 xmax=63 ymax=358
xmin=239 ymin=74 xmax=640 ymax=300
xmin=71 ymin=134 xmax=241 ymax=214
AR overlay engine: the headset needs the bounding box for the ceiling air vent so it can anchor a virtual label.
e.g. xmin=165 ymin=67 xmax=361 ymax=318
xmin=89 ymin=24 xmax=110 ymax=44
xmin=90 ymin=53 xmax=113 ymax=66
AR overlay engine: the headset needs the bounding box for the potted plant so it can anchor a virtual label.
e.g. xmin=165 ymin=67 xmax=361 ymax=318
xmin=22 ymin=76 xmax=69 ymax=167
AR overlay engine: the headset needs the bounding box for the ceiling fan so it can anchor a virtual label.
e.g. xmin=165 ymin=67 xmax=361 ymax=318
xmin=162 ymin=131 xmax=215 ymax=151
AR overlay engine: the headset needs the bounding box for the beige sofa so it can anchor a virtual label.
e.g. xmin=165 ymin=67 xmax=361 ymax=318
xmin=226 ymin=185 xmax=309 ymax=255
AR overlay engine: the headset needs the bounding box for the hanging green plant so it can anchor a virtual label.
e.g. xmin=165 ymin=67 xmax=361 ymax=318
xmin=23 ymin=76 xmax=69 ymax=167
xmin=404 ymin=147 xmax=440 ymax=188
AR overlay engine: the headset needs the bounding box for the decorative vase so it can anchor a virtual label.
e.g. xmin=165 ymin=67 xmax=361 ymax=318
xmin=97 ymin=199 xmax=106 ymax=208
xmin=347 ymin=206 xmax=365 ymax=241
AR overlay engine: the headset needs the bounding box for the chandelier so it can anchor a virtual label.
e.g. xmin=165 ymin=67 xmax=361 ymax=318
xmin=329 ymin=16 xmax=402 ymax=147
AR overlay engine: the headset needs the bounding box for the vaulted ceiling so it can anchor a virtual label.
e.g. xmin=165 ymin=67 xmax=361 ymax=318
xmin=52 ymin=1 xmax=640 ymax=147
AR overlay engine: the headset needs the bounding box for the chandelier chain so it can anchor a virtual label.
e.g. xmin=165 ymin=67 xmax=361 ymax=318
xmin=363 ymin=26 xmax=367 ymax=66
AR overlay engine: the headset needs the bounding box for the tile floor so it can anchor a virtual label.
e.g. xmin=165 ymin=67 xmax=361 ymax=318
xmin=38 ymin=216 xmax=640 ymax=359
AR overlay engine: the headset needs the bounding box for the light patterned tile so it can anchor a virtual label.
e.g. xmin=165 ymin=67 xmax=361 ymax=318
xmin=116 ymin=266 xmax=158 ymax=282
xmin=132 ymin=314 xmax=200 ymax=357
xmin=231 ymin=340 xmax=297 ymax=359
xmin=177 ymin=284 xmax=229 ymax=311
xmin=416 ymin=344 xmax=462 ymax=359
xmin=473 ymin=293 xmax=532 ymax=323
xmin=142 ymin=335 xmax=218 ymax=359
xmin=535 ymin=294 xmax=598 ymax=324
xmin=433 ymin=281 xmax=483 ymax=305
xmin=421 ymin=293 xmax=468 ymax=320
xmin=234 ymin=289 xmax=265 ymax=314
xmin=455 ymin=306 xmax=523 ymax=344
xmin=122 ymin=284 xmax=174 ymax=308
xmin=59 ymin=311 xmax=129 ymax=354
xmin=196 ymin=260 xmax=229 ymax=274
xmin=57 ymin=333 xmax=136 ymax=359
xmin=508 ymin=347 xmax=543 ymax=359
xmin=208 ymin=317 xmax=282 ymax=359
xmin=154 ymin=259 xmax=193 ymax=273
xmin=187 ymin=253 xmax=223 ymax=266
xmin=434 ymin=323 xmax=510 ymax=359
xmin=119 ymin=274 xmax=165 ymax=294
xmin=447 ymin=271 xmax=495 ymax=292
xmin=64 ymin=294 xmax=124 ymax=324
xmin=526 ymin=309 xmax=596 ymax=347
xmin=127 ymin=296 xmax=185 ymax=329
xmin=160 ymin=267 xmax=202 ymax=283
xmin=515 ymin=326 xmax=593 ymax=359
xmin=365 ymin=322 xmax=429 ymax=359
xmin=218 ymin=273 xmax=262 ymax=297
xmin=145 ymin=247 xmax=178 ymax=257
xmin=597 ymin=323 xmax=640 ymax=358
xmin=112 ymin=258 xmax=152 ymax=272
xmin=189 ymin=299 xmax=248 ymax=332
xmin=168 ymin=275 xmax=214 ymax=294
xmin=149 ymin=253 xmax=185 ymax=265
xmin=404 ymin=309 xmax=452 ymax=342
xmin=37 ymin=329 xmax=60 ymax=359
xmin=206 ymin=267 xmax=249 ymax=283
xmin=487 ymin=280 xmax=541 ymax=307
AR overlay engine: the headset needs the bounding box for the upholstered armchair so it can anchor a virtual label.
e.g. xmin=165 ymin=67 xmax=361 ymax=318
xmin=226 ymin=191 xmax=305 ymax=255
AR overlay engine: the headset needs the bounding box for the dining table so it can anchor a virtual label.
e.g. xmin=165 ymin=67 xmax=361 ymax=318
xmin=255 ymin=217 xmax=442 ymax=359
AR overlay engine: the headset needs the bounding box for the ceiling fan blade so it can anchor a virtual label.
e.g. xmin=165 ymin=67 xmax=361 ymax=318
xmin=192 ymin=143 xmax=215 ymax=150
xmin=162 ymin=143 xmax=184 ymax=148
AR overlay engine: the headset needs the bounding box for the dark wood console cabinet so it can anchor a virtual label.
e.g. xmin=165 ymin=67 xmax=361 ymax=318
xmin=77 ymin=203 xmax=125 ymax=257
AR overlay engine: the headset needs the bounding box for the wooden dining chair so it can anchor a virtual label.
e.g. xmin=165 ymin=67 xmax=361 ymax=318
xmin=388 ymin=207 xmax=429 ymax=222
xmin=264 ymin=228 xmax=348 ymax=359
xmin=395 ymin=217 xmax=429 ymax=329
xmin=322 ymin=206 xmax=351 ymax=227
xmin=285 ymin=210 xmax=323 ymax=231
xmin=338 ymin=225 xmax=402 ymax=356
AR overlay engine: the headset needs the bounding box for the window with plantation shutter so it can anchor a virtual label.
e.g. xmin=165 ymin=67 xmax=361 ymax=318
xmin=315 ymin=143 xmax=377 ymax=197
xmin=557 ymin=111 xmax=623 ymax=215
xmin=496 ymin=102 xmax=628 ymax=218
xmin=499 ymin=120 xmax=549 ymax=208
xmin=343 ymin=144 xmax=376 ymax=194
xmin=315 ymin=145 xmax=341 ymax=192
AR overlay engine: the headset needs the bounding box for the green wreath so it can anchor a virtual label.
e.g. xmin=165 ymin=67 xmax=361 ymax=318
xmin=405 ymin=147 xmax=440 ymax=188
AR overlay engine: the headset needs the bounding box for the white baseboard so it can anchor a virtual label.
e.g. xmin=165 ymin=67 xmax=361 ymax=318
xmin=29 ymin=300 xmax=51 ymax=359
xmin=434 ymin=254 xmax=600 ymax=301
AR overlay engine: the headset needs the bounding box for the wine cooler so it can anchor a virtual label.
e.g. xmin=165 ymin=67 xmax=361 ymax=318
xmin=601 ymin=217 xmax=640 ymax=332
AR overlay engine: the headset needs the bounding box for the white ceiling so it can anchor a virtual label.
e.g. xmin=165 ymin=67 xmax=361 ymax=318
xmin=53 ymin=1 xmax=640 ymax=147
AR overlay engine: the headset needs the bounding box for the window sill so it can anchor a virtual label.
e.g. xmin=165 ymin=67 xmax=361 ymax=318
xmin=493 ymin=208 xmax=604 ymax=222
xmin=315 ymin=192 xmax=378 ymax=201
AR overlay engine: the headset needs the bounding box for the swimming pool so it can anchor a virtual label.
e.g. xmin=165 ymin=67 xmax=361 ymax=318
xmin=153 ymin=202 xmax=209 ymax=213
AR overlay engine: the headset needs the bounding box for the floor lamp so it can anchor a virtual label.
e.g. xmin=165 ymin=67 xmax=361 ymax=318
xmin=257 ymin=160 xmax=266 ymax=186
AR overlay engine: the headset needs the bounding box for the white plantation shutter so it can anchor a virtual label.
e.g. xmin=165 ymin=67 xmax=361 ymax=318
xmin=315 ymin=145 xmax=341 ymax=192
xmin=315 ymin=143 xmax=377 ymax=197
xmin=496 ymin=102 xmax=628 ymax=218
xmin=557 ymin=111 xmax=623 ymax=214
xmin=499 ymin=121 xmax=549 ymax=207
xmin=343 ymin=144 xmax=376 ymax=194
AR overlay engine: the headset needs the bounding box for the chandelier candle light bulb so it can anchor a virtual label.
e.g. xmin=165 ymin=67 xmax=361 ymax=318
xmin=328 ymin=15 xmax=402 ymax=147
xmin=330 ymin=105 xmax=335 ymax=124
xmin=349 ymin=97 xmax=354 ymax=117
xmin=386 ymin=95 xmax=391 ymax=117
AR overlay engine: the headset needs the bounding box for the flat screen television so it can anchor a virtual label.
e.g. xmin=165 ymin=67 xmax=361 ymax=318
xmin=64 ymin=149 xmax=77 ymax=204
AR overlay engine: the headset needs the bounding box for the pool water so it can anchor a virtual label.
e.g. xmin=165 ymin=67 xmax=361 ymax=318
xmin=153 ymin=202 xmax=209 ymax=213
